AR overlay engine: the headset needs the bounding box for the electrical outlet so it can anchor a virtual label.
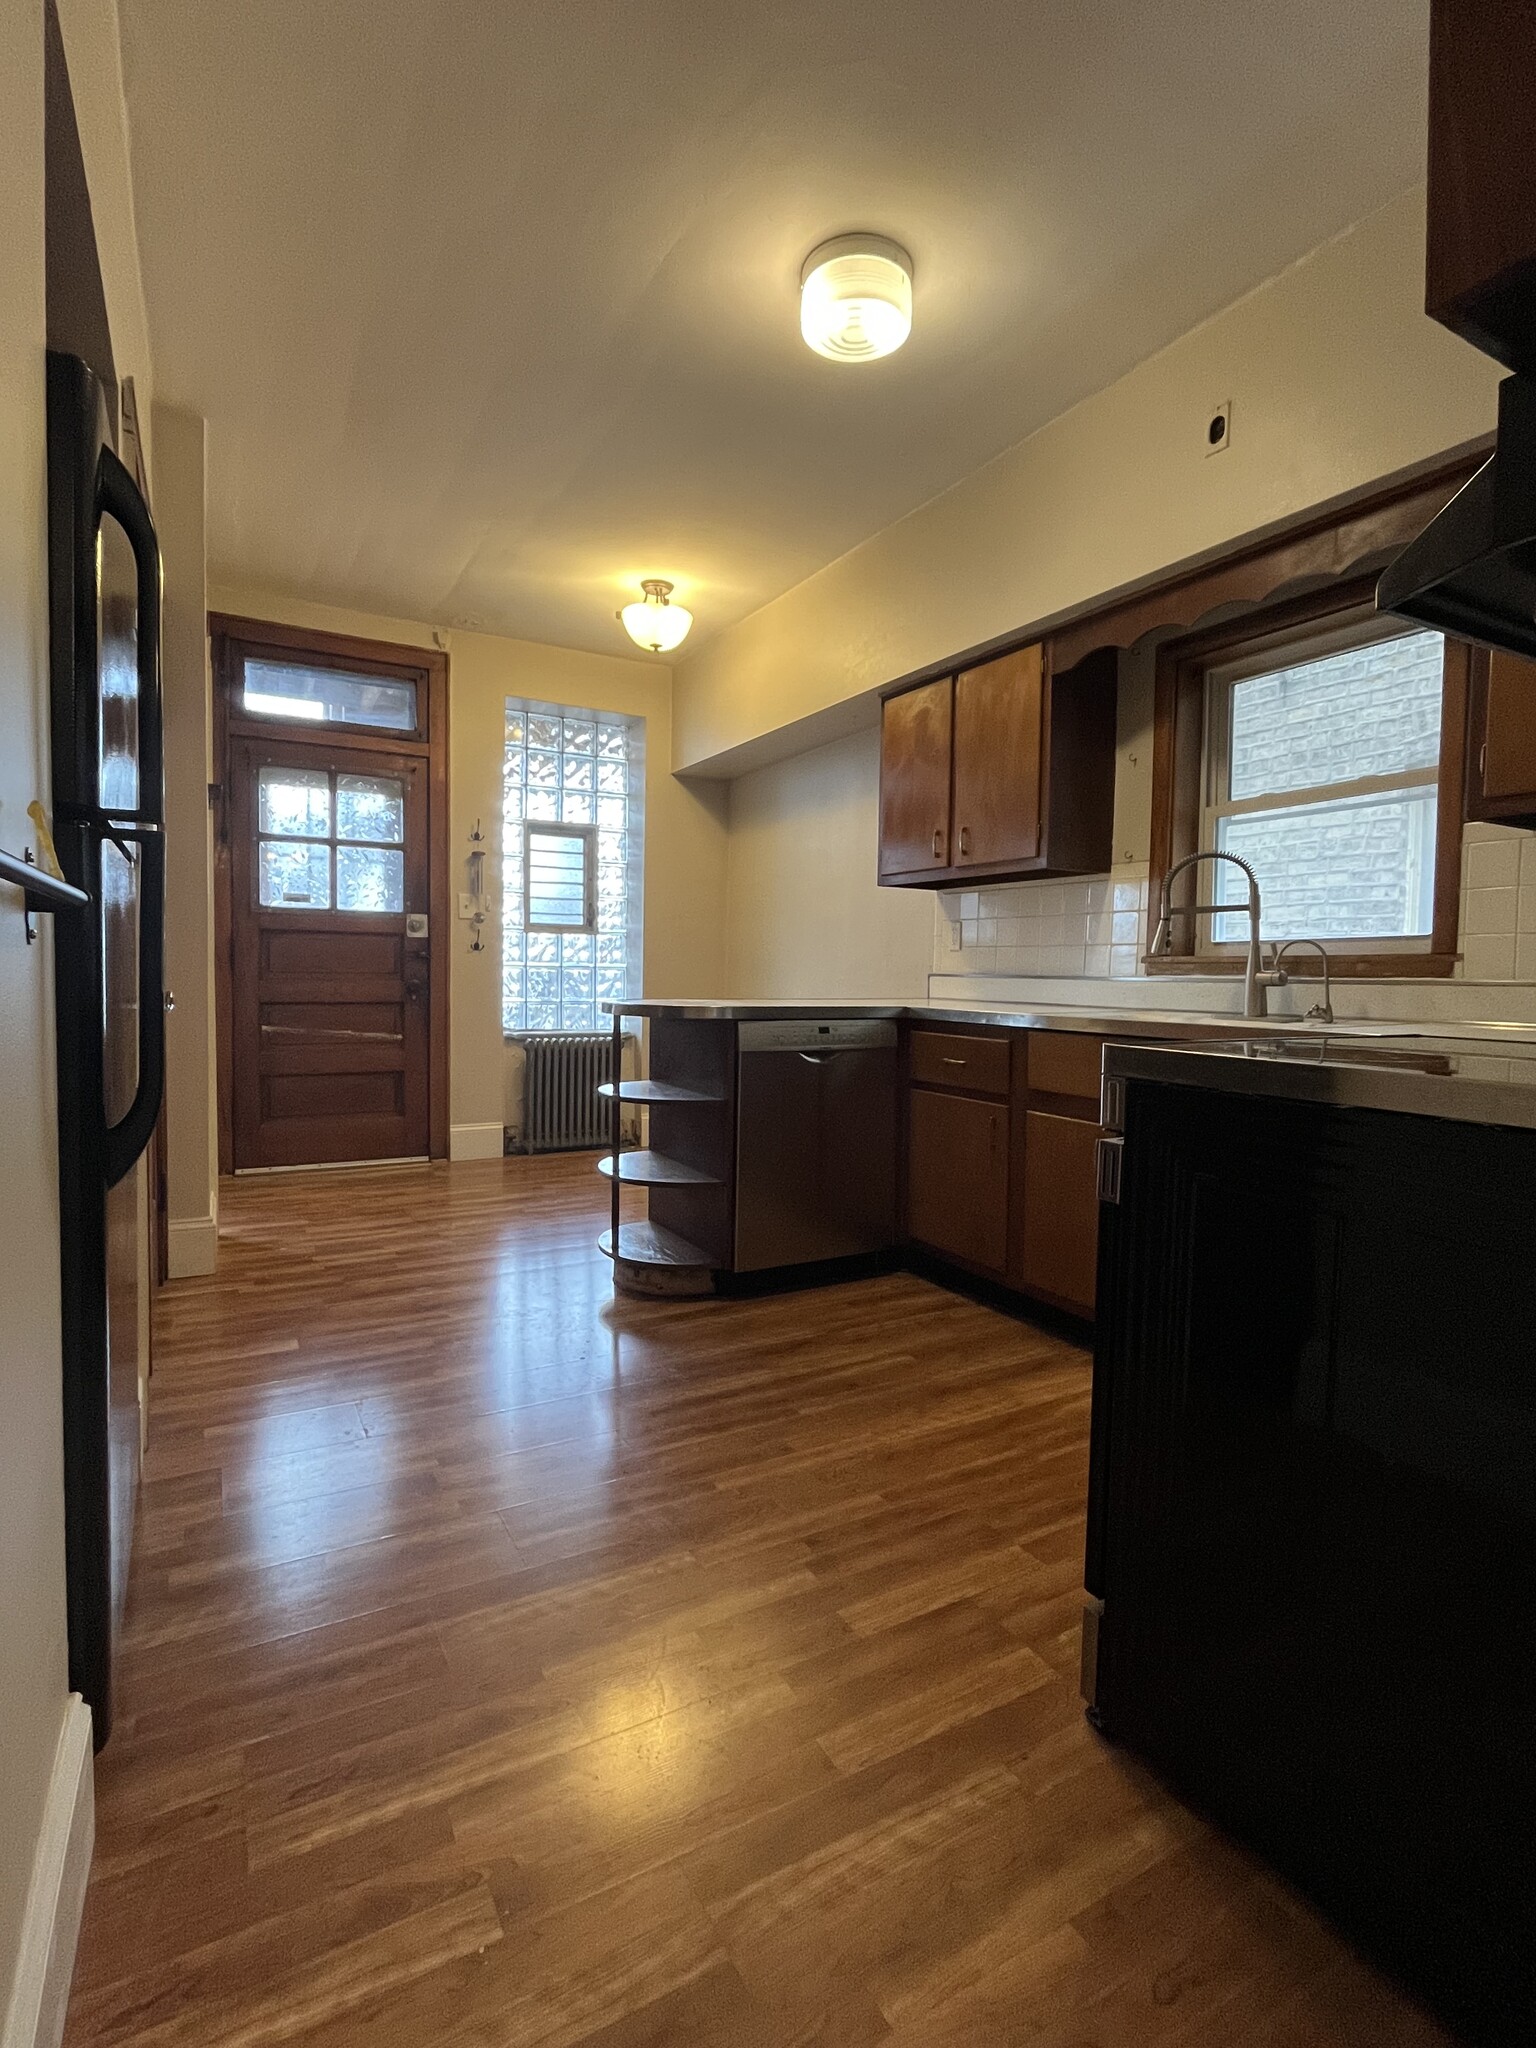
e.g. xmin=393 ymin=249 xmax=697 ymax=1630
xmin=1204 ymin=400 xmax=1231 ymax=457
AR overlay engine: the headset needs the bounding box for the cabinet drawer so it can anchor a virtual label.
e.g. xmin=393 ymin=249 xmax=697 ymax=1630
xmin=909 ymin=1030 xmax=1011 ymax=1096
xmin=1027 ymin=1032 xmax=1105 ymax=1109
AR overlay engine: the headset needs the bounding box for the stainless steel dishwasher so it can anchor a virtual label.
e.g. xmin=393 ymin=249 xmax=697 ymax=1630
xmin=734 ymin=1019 xmax=898 ymax=1271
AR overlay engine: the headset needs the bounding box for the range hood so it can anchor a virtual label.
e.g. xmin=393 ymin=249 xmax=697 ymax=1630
xmin=1377 ymin=375 xmax=1536 ymax=659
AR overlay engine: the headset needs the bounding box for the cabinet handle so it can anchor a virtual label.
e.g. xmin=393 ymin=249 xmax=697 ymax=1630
xmin=959 ymin=825 xmax=971 ymax=857
xmin=932 ymin=827 xmax=943 ymax=858
xmin=941 ymin=1056 xmax=966 ymax=1066
xmin=1480 ymin=741 xmax=1488 ymax=782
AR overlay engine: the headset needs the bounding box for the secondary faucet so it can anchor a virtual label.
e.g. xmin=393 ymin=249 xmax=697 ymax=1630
xmin=1269 ymin=937 xmax=1334 ymax=1024
xmin=1148 ymin=849 xmax=1283 ymax=1019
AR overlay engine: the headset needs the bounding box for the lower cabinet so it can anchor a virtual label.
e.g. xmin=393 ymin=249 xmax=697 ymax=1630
xmin=1020 ymin=1108 xmax=1102 ymax=1314
xmin=906 ymin=1085 xmax=1010 ymax=1274
xmin=904 ymin=1027 xmax=1106 ymax=1315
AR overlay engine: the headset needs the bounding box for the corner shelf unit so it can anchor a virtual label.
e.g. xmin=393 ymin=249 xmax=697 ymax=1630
xmin=598 ymin=1008 xmax=723 ymax=1296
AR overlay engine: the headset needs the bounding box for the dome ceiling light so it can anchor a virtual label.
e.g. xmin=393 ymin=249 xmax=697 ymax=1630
xmin=799 ymin=234 xmax=913 ymax=361
xmin=619 ymin=578 xmax=692 ymax=654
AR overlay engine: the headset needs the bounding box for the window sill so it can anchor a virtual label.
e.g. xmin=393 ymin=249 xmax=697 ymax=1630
xmin=1143 ymin=953 xmax=1459 ymax=981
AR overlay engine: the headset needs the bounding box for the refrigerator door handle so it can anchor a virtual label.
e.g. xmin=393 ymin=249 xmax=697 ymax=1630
xmin=102 ymin=822 xmax=166 ymax=1190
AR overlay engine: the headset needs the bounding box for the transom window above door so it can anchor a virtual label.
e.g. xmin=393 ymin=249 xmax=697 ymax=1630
xmin=241 ymin=657 xmax=419 ymax=734
xmin=256 ymin=763 xmax=406 ymax=912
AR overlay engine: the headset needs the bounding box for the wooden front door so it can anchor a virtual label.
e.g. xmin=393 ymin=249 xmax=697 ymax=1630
xmin=230 ymin=737 xmax=431 ymax=1167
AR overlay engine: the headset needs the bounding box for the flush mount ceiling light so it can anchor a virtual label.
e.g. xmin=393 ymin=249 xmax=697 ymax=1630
xmin=619 ymin=578 xmax=692 ymax=654
xmin=800 ymin=233 xmax=913 ymax=361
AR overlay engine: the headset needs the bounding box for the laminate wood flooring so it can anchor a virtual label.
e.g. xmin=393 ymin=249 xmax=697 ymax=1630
xmin=64 ymin=1154 xmax=1455 ymax=2047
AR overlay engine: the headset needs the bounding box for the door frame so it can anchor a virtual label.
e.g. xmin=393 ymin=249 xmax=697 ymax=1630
xmin=210 ymin=614 xmax=450 ymax=1170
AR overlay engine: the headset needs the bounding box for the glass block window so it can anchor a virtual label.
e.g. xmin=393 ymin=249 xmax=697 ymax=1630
xmin=1202 ymin=619 xmax=1445 ymax=946
xmin=503 ymin=701 xmax=644 ymax=1032
xmin=241 ymin=658 xmax=418 ymax=732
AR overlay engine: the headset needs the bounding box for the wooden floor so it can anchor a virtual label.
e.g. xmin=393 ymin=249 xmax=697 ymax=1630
xmin=65 ymin=1154 xmax=1455 ymax=2048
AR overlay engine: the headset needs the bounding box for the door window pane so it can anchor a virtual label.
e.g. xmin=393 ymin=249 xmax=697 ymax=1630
xmin=260 ymin=840 xmax=331 ymax=907
xmin=336 ymin=773 xmax=404 ymax=844
xmin=243 ymin=659 xmax=417 ymax=732
xmin=259 ymin=765 xmax=330 ymax=837
xmin=336 ymin=845 xmax=404 ymax=912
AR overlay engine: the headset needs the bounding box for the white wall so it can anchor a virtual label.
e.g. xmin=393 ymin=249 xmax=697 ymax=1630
xmin=692 ymin=189 xmax=1508 ymax=1002
xmin=725 ymin=727 xmax=931 ymax=999
xmin=0 ymin=0 xmax=73 ymax=2019
xmin=674 ymin=189 xmax=1501 ymax=778
xmin=154 ymin=403 xmax=217 ymax=1274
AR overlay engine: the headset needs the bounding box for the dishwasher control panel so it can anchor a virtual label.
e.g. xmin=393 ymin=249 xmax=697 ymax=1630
xmin=737 ymin=1018 xmax=898 ymax=1054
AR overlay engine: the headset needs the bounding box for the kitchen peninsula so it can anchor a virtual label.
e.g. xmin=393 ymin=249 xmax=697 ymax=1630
xmin=598 ymin=997 xmax=1436 ymax=1310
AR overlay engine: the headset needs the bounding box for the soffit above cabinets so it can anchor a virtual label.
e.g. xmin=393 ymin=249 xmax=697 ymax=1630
xmin=120 ymin=0 xmax=1431 ymax=656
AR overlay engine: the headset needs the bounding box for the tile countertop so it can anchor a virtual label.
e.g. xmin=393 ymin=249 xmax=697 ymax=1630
xmin=603 ymin=998 xmax=1536 ymax=1043
xmin=1102 ymin=1035 xmax=1536 ymax=1132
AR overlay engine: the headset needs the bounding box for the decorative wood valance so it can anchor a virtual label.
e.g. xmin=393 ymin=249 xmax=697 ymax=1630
xmin=1048 ymin=454 xmax=1484 ymax=672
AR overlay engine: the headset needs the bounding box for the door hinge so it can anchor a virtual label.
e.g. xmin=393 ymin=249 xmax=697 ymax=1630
xmin=1095 ymin=1133 xmax=1124 ymax=1205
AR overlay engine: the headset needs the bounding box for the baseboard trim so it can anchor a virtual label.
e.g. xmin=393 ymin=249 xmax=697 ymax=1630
xmin=2 ymin=1697 xmax=93 ymax=2048
xmin=449 ymin=1122 xmax=506 ymax=1161
xmin=165 ymin=1215 xmax=218 ymax=1278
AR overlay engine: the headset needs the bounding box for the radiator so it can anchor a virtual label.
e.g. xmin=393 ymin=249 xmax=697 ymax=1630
xmin=517 ymin=1033 xmax=617 ymax=1153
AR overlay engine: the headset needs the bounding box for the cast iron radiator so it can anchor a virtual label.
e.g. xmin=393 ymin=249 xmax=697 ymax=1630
xmin=517 ymin=1032 xmax=617 ymax=1153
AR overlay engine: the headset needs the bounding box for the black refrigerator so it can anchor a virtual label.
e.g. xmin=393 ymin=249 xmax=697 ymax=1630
xmin=47 ymin=350 xmax=166 ymax=1748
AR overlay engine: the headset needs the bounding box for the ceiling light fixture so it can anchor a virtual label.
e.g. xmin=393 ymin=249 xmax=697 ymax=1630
xmin=800 ymin=234 xmax=913 ymax=361
xmin=619 ymin=578 xmax=692 ymax=654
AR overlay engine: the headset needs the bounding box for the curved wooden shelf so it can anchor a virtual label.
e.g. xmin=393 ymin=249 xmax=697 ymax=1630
xmin=597 ymin=1080 xmax=723 ymax=1105
xmin=599 ymin=1222 xmax=713 ymax=1269
xmin=597 ymin=1150 xmax=719 ymax=1187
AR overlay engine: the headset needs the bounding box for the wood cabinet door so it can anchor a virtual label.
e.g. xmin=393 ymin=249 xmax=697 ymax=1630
xmin=907 ymin=1087 xmax=1009 ymax=1273
xmin=1477 ymin=650 xmax=1536 ymax=810
xmin=879 ymin=679 xmax=953 ymax=878
xmin=1020 ymin=1109 xmax=1102 ymax=1315
xmin=953 ymin=645 xmax=1043 ymax=868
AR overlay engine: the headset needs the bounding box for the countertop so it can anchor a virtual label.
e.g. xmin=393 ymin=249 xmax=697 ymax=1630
xmin=1102 ymin=1034 xmax=1536 ymax=1132
xmin=602 ymin=998 xmax=1441 ymax=1042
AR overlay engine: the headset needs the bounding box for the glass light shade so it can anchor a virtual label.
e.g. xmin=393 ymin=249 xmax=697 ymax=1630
xmin=620 ymin=580 xmax=692 ymax=653
xmin=800 ymin=235 xmax=913 ymax=361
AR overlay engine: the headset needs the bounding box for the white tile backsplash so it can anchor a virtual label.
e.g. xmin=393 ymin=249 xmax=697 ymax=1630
xmin=933 ymin=821 xmax=1536 ymax=1004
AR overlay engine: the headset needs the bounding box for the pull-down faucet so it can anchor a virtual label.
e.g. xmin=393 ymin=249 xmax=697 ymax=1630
xmin=1149 ymin=849 xmax=1284 ymax=1019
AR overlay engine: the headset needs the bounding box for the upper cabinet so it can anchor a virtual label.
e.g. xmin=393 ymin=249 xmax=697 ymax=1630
xmin=1467 ymin=648 xmax=1536 ymax=828
xmin=1425 ymin=0 xmax=1536 ymax=371
xmin=878 ymin=676 xmax=953 ymax=879
xmin=878 ymin=643 xmax=1117 ymax=889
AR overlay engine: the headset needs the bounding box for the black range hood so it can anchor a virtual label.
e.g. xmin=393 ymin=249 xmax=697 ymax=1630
xmin=1377 ymin=374 xmax=1536 ymax=659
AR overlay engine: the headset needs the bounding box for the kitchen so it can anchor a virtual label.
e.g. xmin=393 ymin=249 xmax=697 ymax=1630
xmin=5 ymin=5 xmax=1535 ymax=2048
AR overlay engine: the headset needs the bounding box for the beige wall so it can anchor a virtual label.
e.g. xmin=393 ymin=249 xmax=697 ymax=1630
xmin=700 ymin=190 xmax=1505 ymax=1002
xmin=0 ymin=0 xmax=72 ymax=2018
xmin=674 ymin=189 xmax=1501 ymax=777
xmin=208 ymin=587 xmax=730 ymax=1152
xmin=725 ymin=728 xmax=931 ymax=999
xmin=155 ymin=404 xmax=217 ymax=1273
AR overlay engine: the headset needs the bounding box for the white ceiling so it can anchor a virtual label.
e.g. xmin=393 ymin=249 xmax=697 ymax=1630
xmin=118 ymin=0 xmax=1431 ymax=660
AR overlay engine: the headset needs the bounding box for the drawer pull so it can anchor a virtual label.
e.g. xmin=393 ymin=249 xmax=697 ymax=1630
xmin=958 ymin=825 xmax=972 ymax=856
xmin=942 ymin=1056 xmax=966 ymax=1066
xmin=932 ymin=828 xmax=943 ymax=858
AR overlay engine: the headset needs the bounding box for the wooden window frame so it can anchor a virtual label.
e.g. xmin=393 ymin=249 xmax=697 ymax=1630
xmin=1148 ymin=575 xmax=1470 ymax=980
xmin=210 ymin=613 xmax=450 ymax=1168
